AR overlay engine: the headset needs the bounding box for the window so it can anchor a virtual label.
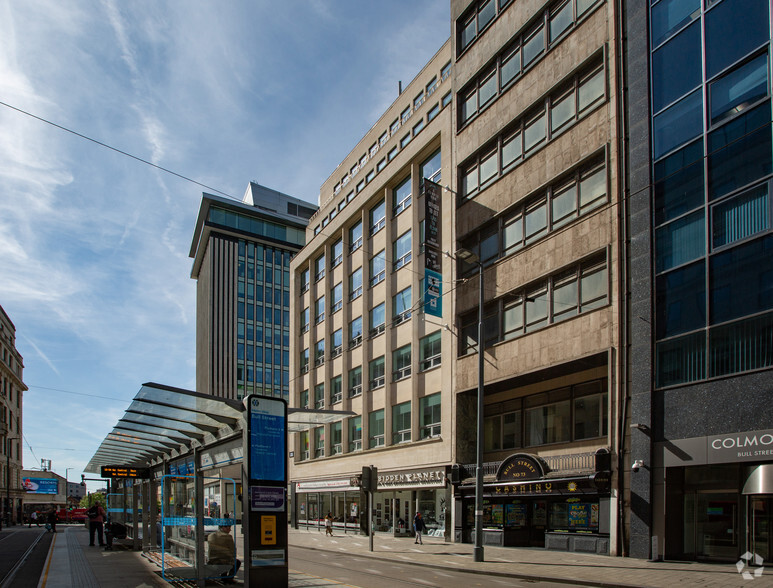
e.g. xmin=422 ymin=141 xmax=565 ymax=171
xmin=709 ymin=53 xmax=768 ymax=125
xmin=442 ymin=91 xmax=452 ymax=108
xmin=379 ymin=131 xmax=388 ymax=146
xmin=331 ymin=283 xmax=343 ymax=314
xmin=300 ymin=348 xmax=309 ymax=374
xmin=413 ymin=119 xmax=425 ymax=136
xmin=314 ymin=383 xmax=325 ymax=409
xmin=652 ymin=21 xmax=701 ymax=114
xmin=426 ymin=76 xmax=437 ymax=96
xmin=484 ymin=410 xmax=522 ymax=451
xmin=315 ymin=339 xmax=325 ymax=366
xmin=420 ymin=393 xmax=441 ymax=438
xmin=349 ymin=316 xmax=363 ymax=348
xmin=393 ymin=176 xmax=412 ymax=216
xmin=393 ymin=287 xmax=412 ymax=324
xmin=369 ymin=356 xmax=385 ymax=390
xmin=393 ymin=402 xmax=412 ymax=444
xmin=350 ymin=267 xmax=363 ymax=300
xmin=356 ymin=180 xmax=365 ymax=193
xmin=300 ymin=389 xmax=309 ymax=409
xmin=370 ymin=250 xmax=386 ymax=286
xmin=349 ymin=366 xmax=362 ymax=398
xmin=388 ymin=146 xmax=398 ymax=161
xmin=393 ymin=344 xmax=411 ymax=381
xmin=369 ymin=409 xmax=385 ymax=448
xmin=705 ymin=0 xmax=769 ymax=79
xmin=525 ymin=395 xmax=570 ymax=446
xmin=349 ymin=416 xmax=362 ymax=452
xmin=420 ymin=149 xmax=442 ymax=184
xmin=400 ymin=133 xmax=411 ymax=148
xmin=653 ymin=88 xmax=702 ymax=159
xmin=390 ymin=118 xmax=400 ymax=135
xmin=314 ymin=426 xmax=324 ymax=458
xmin=370 ymin=302 xmax=386 ymax=337
xmin=349 ymin=221 xmax=363 ymax=252
xmin=574 ymin=382 xmax=608 ymax=440
xmin=315 ymin=253 xmax=326 ymax=281
xmin=522 ymin=22 xmax=544 ymax=67
xmin=420 ymin=331 xmax=441 ymax=371
xmin=300 ymin=268 xmax=310 ymax=293
xmin=330 ymin=375 xmax=342 ymax=404
xmin=299 ymin=431 xmax=309 ymax=460
xmin=331 ymin=421 xmax=343 ymax=455
xmin=401 ymin=106 xmax=411 ymax=124
xmin=377 ymin=158 xmax=387 ymax=172
xmin=651 ymin=0 xmax=699 ymax=47
xmin=393 ymin=231 xmax=412 ymax=270
xmin=315 ymin=296 xmax=325 ymax=323
xmin=414 ymin=91 xmax=425 ymax=110
xmin=370 ymin=200 xmax=386 ymax=235
xmin=549 ymin=0 xmax=572 ymax=43
xmin=332 ymin=239 xmax=343 ymax=267
xmin=458 ymin=0 xmax=501 ymax=52
xmin=331 ymin=329 xmax=343 ymax=358
xmin=441 ymin=61 xmax=452 ymax=81
xmin=300 ymin=307 xmax=310 ymax=334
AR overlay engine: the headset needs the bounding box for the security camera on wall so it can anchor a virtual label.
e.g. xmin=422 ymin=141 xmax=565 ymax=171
xmin=632 ymin=459 xmax=644 ymax=472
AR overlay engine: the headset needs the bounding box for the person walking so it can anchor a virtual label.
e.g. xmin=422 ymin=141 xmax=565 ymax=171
xmin=29 ymin=511 xmax=38 ymax=528
xmin=413 ymin=512 xmax=425 ymax=545
xmin=46 ymin=509 xmax=57 ymax=533
xmin=325 ymin=513 xmax=334 ymax=537
xmin=87 ymin=501 xmax=107 ymax=546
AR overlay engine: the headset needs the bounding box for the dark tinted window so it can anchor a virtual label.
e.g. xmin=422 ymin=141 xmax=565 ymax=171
xmin=656 ymin=260 xmax=706 ymax=338
xmin=654 ymin=140 xmax=705 ymax=225
xmin=652 ymin=21 xmax=701 ymax=112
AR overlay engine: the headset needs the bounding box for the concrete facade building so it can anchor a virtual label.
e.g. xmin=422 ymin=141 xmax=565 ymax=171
xmin=289 ymin=42 xmax=457 ymax=536
xmin=190 ymin=183 xmax=316 ymax=401
xmin=0 ymin=305 xmax=26 ymax=526
xmin=450 ymin=0 xmax=625 ymax=555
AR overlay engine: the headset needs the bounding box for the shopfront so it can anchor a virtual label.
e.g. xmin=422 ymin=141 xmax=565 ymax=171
xmin=455 ymin=453 xmax=611 ymax=553
xmin=659 ymin=428 xmax=773 ymax=562
xmin=293 ymin=466 xmax=450 ymax=537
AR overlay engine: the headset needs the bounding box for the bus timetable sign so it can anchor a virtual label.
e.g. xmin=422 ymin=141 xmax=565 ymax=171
xmin=100 ymin=465 xmax=150 ymax=479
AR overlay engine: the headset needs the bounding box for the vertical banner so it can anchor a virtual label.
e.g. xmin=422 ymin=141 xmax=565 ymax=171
xmin=423 ymin=180 xmax=443 ymax=318
xmin=245 ymin=395 xmax=288 ymax=586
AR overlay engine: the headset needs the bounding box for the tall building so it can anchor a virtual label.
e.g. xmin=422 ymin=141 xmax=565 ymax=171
xmin=189 ymin=183 xmax=316 ymax=401
xmin=0 ymin=305 xmax=26 ymax=526
xmin=627 ymin=0 xmax=773 ymax=562
xmin=450 ymin=0 xmax=625 ymax=555
xmin=289 ymin=42 xmax=456 ymax=535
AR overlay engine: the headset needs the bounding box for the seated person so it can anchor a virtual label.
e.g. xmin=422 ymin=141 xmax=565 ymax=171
xmin=207 ymin=520 xmax=241 ymax=583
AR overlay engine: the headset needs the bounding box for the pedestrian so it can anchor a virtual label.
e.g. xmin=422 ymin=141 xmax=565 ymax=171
xmin=87 ymin=501 xmax=107 ymax=546
xmin=325 ymin=512 xmax=334 ymax=537
xmin=47 ymin=509 xmax=57 ymax=533
xmin=29 ymin=510 xmax=37 ymax=528
xmin=207 ymin=515 xmax=241 ymax=584
xmin=413 ymin=512 xmax=425 ymax=545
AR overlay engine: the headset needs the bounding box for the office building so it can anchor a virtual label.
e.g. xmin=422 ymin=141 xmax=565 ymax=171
xmin=0 ymin=305 xmax=26 ymax=526
xmin=289 ymin=42 xmax=456 ymax=536
xmin=450 ymin=0 xmax=624 ymax=555
xmin=627 ymin=0 xmax=773 ymax=562
xmin=190 ymin=183 xmax=316 ymax=401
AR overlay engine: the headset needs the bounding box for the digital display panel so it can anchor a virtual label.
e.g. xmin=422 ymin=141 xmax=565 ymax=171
xmin=248 ymin=396 xmax=287 ymax=482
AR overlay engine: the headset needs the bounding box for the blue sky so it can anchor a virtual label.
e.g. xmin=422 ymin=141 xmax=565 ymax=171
xmin=0 ymin=0 xmax=450 ymax=492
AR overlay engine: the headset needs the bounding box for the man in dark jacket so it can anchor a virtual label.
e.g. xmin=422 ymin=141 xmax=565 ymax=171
xmin=88 ymin=501 xmax=107 ymax=546
xmin=413 ymin=512 xmax=425 ymax=545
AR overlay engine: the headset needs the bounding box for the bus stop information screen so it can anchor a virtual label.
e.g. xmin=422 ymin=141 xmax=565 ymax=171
xmin=248 ymin=397 xmax=286 ymax=482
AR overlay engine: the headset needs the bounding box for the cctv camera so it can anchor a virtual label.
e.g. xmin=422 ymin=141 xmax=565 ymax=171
xmin=632 ymin=459 xmax=644 ymax=472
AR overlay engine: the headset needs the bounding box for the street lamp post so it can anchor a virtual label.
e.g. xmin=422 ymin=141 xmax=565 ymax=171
xmin=65 ymin=468 xmax=73 ymax=524
xmin=455 ymin=248 xmax=485 ymax=563
xmin=6 ymin=436 xmax=18 ymax=527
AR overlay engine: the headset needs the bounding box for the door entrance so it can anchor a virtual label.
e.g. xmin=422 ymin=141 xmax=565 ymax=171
xmin=684 ymin=492 xmax=739 ymax=561
xmin=749 ymin=497 xmax=772 ymax=562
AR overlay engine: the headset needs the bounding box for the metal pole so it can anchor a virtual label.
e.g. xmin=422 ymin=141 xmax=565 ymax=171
xmin=473 ymin=262 xmax=485 ymax=563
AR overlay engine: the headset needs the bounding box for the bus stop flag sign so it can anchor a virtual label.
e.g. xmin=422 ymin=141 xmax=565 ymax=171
xmin=248 ymin=396 xmax=286 ymax=482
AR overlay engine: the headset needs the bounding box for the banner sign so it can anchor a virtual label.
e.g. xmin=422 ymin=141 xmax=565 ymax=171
xmin=423 ymin=180 xmax=443 ymax=318
xmin=424 ymin=180 xmax=441 ymax=249
xmin=22 ymin=478 xmax=58 ymax=494
xmin=424 ymin=269 xmax=443 ymax=318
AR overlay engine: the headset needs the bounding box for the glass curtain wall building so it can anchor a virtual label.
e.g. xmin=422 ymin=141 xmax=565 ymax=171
xmin=627 ymin=0 xmax=773 ymax=562
xmin=190 ymin=183 xmax=316 ymax=401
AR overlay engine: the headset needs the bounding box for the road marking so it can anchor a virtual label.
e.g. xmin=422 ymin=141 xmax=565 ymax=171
xmin=39 ymin=532 xmax=57 ymax=588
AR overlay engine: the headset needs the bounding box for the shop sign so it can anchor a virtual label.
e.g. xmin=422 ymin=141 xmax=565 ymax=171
xmin=709 ymin=429 xmax=773 ymax=462
xmin=294 ymin=479 xmax=355 ymax=492
xmin=488 ymin=476 xmax=601 ymax=497
xmin=496 ymin=453 xmax=547 ymax=482
xmin=377 ymin=468 xmax=447 ymax=490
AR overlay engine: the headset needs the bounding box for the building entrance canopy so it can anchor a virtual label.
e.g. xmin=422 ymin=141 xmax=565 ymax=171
xmin=85 ymin=383 xmax=353 ymax=473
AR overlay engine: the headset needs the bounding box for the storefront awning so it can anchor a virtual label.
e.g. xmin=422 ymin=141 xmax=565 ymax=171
xmin=458 ymin=472 xmax=610 ymax=498
xmin=85 ymin=383 xmax=354 ymax=474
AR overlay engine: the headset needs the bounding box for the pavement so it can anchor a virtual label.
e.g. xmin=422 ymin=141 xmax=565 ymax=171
xmin=20 ymin=523 xmax=771 ymax=587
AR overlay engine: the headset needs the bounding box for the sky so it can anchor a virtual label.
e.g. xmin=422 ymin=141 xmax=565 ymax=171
xmin=0 ymin=0 xmax=450 ymax=494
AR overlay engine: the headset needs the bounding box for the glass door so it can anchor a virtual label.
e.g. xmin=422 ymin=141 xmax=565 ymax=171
xmin=750 ymin=497 xmax=772 ymax=562
xmin=695 ymin=492 xmax=738 ymax=561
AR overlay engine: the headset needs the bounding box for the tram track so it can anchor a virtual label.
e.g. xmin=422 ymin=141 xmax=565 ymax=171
xmin=0 ymin=530 xmax=48 ymax=588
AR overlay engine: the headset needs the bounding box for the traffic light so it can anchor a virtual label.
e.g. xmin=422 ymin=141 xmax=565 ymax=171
xmin=361 ymin=466 xmax=378 ymax=493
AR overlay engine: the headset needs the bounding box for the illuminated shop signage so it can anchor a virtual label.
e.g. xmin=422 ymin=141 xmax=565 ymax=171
xmin=377 ymin=468 xmax=447 ymax=489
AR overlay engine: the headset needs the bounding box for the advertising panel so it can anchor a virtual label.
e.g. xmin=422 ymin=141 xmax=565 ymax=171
xmin=22 ymin=478 xmax=58 ymax=494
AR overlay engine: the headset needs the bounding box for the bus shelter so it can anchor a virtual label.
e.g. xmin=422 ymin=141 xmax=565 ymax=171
xmin=84 ymin=382 xmax=350 ymax=586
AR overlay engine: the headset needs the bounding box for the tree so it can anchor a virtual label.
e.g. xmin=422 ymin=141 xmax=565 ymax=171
xmin=80 ymin=493 xmax=106 ymax=508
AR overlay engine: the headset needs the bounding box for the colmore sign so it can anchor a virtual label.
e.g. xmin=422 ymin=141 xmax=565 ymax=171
xmin=709 ymin=429 xmax=773 ymax=462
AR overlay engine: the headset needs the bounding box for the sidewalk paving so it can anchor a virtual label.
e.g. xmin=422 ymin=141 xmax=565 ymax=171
xmin=287 ymin=527 xmax=769 ymax=588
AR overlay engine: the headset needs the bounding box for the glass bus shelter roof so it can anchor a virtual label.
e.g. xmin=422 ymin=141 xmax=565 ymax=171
xmin=85 ymin=382 xmax=353 ymax=473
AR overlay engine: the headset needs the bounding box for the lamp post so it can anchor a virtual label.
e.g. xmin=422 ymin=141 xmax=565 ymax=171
xmin=6 ymin=435 xmax=19 ymax=527
xmin=455 ymin=248 xmax=485 ymax=563
xmin=65 ymin=468 xmax=73 ymax=524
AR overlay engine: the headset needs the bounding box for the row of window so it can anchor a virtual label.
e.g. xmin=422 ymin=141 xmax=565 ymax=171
xmin=313 ymin=74 xmax=450 ymax=237
xmin=459 ymin=255 xmax=608 ymax=354
xmin=459 ymin=59 xmax=605 ymax=202
xmin=208 ymin=205 xmax=306 ymax=247
xmin=301 ymin=331 xmax=441 ymax=390
xmin=301 ymin=150 xmax=442 ymax=295
xmin=458 ymin=0 xmax=511 ymax=53
xmin=484 ymin=379 xmax=607 ymax=450
xmin=459 ymin=0 xmax=601 ymax=126
xmin=459 ymin=157 xmax=607 ymax=276
xmin=298 ymin=393 xmax=441 ymax=459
